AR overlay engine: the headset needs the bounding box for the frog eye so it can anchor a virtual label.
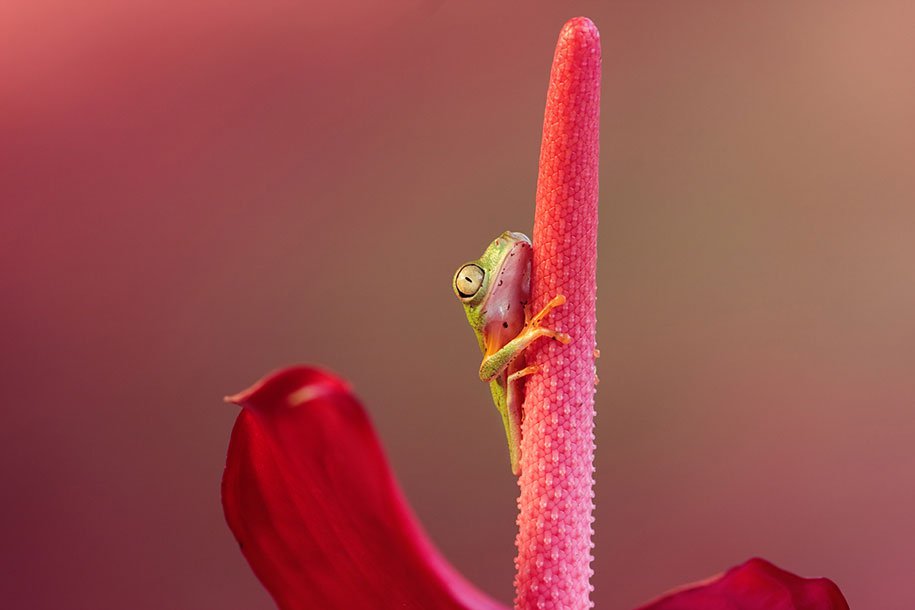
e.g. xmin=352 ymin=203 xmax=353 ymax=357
xmin=454 ymin=264 xmax=484 ymax=298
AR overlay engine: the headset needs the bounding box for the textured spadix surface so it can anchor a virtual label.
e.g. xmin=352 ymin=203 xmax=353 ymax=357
xmin=515 ymin=16 xmax=601 ymax=610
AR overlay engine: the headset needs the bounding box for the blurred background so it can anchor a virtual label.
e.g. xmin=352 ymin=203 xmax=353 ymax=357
xmin=2 ymin=1 xmax=914 ymax=608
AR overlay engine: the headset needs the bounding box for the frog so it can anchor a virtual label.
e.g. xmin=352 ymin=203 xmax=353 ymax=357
xmin=453 ymin=231 xmax=570 ymax=475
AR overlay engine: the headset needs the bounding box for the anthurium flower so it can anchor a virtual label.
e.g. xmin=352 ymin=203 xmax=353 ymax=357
xmin=221 ymin=17 xmax=848 ymax=610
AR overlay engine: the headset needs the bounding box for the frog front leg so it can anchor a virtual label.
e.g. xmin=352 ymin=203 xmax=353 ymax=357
xmin=478 ymin=295 xmax=571 ymax=383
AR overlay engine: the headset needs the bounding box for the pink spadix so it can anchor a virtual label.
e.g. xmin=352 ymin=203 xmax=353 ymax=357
xmin=515 ymin=17 xmax=601 ymax=610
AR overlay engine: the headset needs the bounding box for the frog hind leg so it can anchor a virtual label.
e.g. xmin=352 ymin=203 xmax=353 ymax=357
xmin=498 ymin=365 xmax=540 ymax=476
xmin=489 ymin=379 xmax=520 ymax=475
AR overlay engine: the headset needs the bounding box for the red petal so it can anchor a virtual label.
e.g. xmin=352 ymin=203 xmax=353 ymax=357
xmin=634 ymin=558 xmax=849 ymax=610
xmin=222 ymin=366 xmax=506 ymax=610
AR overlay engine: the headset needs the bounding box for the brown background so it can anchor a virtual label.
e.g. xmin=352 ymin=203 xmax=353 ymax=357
xmin=2 ymin=2 xmax=914 ymax=609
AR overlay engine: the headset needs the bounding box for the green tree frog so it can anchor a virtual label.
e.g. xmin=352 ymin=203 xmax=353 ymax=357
xmin=453 ymin=231 xmax=570 ymax=475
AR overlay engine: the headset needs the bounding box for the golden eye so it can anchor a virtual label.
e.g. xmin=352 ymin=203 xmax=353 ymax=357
xmin=454 ymin=264 xmax=484 ymax=298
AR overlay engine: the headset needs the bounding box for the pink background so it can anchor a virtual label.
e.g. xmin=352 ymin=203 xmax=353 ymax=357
xmin=3 ymin=2 xmax=913 ymax=609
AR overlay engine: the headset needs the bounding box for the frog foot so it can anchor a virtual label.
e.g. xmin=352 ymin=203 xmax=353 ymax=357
xmin=523 ymin=294 xmax=571 ymax=344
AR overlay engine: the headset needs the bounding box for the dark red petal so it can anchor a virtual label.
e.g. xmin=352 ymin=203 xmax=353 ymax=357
xmin=634 ymin=558 xmax=849 ymax=610
xmin=222 ymin=366 xmax=506 ymax=610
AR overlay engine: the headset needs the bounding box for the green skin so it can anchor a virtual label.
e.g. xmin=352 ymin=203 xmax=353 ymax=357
xmin=453 ymin=231 xmax=569 ymax=475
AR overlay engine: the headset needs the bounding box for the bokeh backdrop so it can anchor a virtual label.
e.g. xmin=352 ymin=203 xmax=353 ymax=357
xmin=3 ymin=2 xmax=914 ymax=609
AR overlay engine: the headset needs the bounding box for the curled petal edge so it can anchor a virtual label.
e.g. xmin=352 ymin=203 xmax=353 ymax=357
xmin=221 ymin=365 xmax=506 ymax=610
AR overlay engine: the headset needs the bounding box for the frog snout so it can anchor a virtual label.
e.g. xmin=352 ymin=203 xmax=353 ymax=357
xmin=501 ymin=230 xmax=532 ymax=246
